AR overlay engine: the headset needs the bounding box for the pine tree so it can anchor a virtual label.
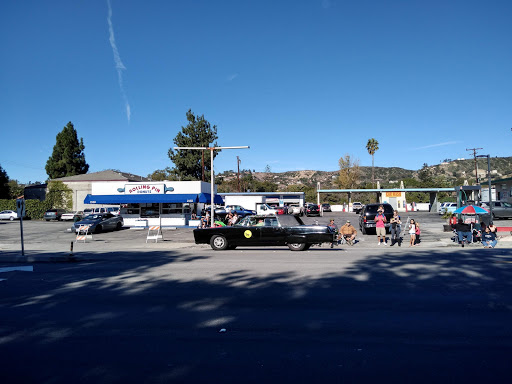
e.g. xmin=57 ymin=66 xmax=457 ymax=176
xmin=167 ymin=110 xmax=219 ymax=181
xmin=0 ymin=164 xmax=10 ymax=199
xmin=45 ymin=122 xmax=89 ymax=179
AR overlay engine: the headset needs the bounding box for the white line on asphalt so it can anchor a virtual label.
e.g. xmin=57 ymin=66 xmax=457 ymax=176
xmin=0 ymin=266 xmax=34 ymax=273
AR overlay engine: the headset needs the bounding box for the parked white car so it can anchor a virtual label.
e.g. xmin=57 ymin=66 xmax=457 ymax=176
xmin=61 ymin=211 xmax=84 ymax=221
xmin=0 ymin=210 xmax=18 ymax=220
xmin=288 ymin=204 xmax=304 ymax=216
xmin=439 ymin=202 xmax=457 ymax=215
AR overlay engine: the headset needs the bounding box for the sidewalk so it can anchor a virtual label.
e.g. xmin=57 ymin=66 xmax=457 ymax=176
xmin=1 ymin=225 xmax=511 ymax=263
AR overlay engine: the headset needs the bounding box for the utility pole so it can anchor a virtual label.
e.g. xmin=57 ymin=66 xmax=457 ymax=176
xmin=466 ymin=147 xmax=482 ymax=184
xmin=174 ymin=145 xmax=249 ymax=227
xmin=201 ymin=150 xmax=205 ymax=182
xmin=237 ymin=156 xmax=241 ymax=192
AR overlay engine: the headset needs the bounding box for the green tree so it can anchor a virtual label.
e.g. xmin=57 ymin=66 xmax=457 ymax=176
xmin=148 ymin=169 xmax=172 ymax=181
xmin=0 ymin=164 xmax=9 ymax=199
xmin=167 ymin=110 xmax=219 ymax=181
xmin=338 ymin=154 xmax=361 ymax=189
xmin=8 ymin=180 xmax=24 ymax=199
xmin=45 ymin=122 xmax=89 ymax=179
xmin=418 ymin=163 xmax=434 ymax=186
xmin=366 ymin=138 xmax=379 ymax=186
xmin=46 ymin=181 xmax=73 ymax=210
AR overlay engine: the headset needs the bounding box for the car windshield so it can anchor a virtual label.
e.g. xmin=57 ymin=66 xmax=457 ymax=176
xmin=82 ymin=214 xmax=103 ymax=220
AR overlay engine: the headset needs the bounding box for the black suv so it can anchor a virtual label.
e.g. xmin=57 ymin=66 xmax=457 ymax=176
xmin=305 ymin=204 xmax=320 ymax=216
xmin=359 ymin=203 xmax=394 ymax=234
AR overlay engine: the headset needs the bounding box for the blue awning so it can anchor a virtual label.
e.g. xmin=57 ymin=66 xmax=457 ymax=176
xmin=84 ymin=193 xmax=224 ymax=205
xmin=198 ymin=193 xmax=224 ymax=204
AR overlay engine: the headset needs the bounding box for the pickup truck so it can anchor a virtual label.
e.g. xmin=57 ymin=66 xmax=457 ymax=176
xmin=255 ymin=203 xmax=278 ymax=216
xmin=352 ymin=202 xmax=364 ymax=214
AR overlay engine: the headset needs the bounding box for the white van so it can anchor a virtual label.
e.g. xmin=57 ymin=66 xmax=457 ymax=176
xmin=84 ymin=206 xmax=120 ymax=215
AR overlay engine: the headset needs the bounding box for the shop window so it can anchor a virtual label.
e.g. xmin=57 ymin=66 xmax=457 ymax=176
xmin=121 ymin=204 xmax=140 ymax=215
xmin=141 ymin=203 xmax=160 ymax=218
xmin=162 ymin=203 xmax=183 ymax=215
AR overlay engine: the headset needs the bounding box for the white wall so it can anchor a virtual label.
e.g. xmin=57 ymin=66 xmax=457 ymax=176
xmin=92 ymin=180 xmax=215 ymax=195
xmin=224 ymin=195 xmax=266 ymax=210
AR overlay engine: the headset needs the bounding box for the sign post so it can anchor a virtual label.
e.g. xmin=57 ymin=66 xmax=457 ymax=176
xmin=16 ymin=197 xmax=25 ymax=256
xmin=173 ymin=145 xmax=249 ymax=227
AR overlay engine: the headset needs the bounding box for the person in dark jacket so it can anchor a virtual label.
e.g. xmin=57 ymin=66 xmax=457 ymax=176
xmin=455 ymin=218 xmax=472 ymax=246
xmin=482 ymin=227 xmax=497 ymax=248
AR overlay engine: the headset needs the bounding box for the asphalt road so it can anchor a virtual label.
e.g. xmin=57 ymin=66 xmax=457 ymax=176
xmin=1 ymin=243 xmax=511 ymax=383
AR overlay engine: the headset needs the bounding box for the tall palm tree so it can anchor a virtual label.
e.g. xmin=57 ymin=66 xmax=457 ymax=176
xmin=366 ymin=138 xmax=379 ymax=187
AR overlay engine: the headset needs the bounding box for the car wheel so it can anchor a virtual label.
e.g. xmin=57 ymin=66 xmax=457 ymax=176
xmin=116 ymin=222 xmax=122 ymax=230
xmin=210 ymin=235 xmax=228 ymax=251
xmin=10 ymin=216 xmax=14 ymax=221
xmin=95 ymin=225 xmax=102 ymax=234
xmin=288 ymin=242 xmax=306 ymax=251
xmin=362 ymin=225 xmax=367 ymax=235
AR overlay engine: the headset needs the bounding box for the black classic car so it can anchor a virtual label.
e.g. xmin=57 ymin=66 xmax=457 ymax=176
xmin=193 ymin=214 xmax=335 ymax=251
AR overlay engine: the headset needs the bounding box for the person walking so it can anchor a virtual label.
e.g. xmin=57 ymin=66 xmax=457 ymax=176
xmin=375 ymin=205 xmax=387 ymax=245
xmin=390 ymin=210 xmax=401 ymax=246
xmin=408 ymin=219 xmax=416 ymax=247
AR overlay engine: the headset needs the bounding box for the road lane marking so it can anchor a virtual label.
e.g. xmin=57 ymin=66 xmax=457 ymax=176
xmin=0 ymin=266 xmax=34 ymax=273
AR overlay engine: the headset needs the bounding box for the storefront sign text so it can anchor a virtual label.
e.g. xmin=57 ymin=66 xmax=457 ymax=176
xmin=126 ymin=184 xmax=165 ymax=194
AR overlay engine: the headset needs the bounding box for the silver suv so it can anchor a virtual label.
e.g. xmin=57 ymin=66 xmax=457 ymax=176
xmin=480 ymin=201 xmax=512 ymax=219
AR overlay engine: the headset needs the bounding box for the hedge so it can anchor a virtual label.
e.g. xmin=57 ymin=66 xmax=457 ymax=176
xmin=0 ymin=199 xmax=52 ymax=220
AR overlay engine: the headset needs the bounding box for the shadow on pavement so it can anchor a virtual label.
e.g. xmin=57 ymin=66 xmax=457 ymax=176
xmin=0 ymin=248 xmax=511 ymax=383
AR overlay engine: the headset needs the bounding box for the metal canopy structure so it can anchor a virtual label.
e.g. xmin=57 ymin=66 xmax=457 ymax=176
xmin=317 ymin=187 xmax=479 ymax=213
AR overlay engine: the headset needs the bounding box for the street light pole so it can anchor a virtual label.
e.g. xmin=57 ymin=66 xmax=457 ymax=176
xmin=477 ymin=154 xmax=493 ymax=224
xmin=173 ymin=145 xmax=249 ymax=227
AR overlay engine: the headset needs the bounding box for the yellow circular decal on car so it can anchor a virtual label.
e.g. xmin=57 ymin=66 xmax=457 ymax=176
xmin=244 ymin=230 xmax=252 ymax=238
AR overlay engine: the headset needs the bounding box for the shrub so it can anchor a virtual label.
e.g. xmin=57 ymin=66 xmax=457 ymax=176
xmin=0 ymin=199 xmax=51 ymax=220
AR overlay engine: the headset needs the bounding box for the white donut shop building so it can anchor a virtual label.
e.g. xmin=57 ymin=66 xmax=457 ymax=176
xmin=84 ymin=180 xmax=223 ymax=227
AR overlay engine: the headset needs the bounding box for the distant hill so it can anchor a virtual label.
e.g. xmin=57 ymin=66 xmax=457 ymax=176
xmin=218 ymin=156 xmax=512 ymax=190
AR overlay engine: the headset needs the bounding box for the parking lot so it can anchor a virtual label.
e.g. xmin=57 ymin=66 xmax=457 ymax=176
xmin=1 ymin=212 xmax=510 ymax=260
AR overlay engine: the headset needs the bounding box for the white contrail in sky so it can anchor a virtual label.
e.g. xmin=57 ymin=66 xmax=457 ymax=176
xmin=107 ymin=0 xmax=131 ymax=122
xmin=414 ymin=141 xmax=459 ymax=150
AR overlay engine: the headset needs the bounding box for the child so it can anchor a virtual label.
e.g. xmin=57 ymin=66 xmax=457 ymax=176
xmin=414 ymin=221 xmax=421 ymax=246
xmin=482 ymin=227 xmax=497 ymax=248
xmin=408 ymin=219 xmax=416 ymax=247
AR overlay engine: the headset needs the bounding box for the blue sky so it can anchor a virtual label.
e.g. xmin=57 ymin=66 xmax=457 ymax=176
xmin=1 ymin=0 xmax=511 ymax=183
